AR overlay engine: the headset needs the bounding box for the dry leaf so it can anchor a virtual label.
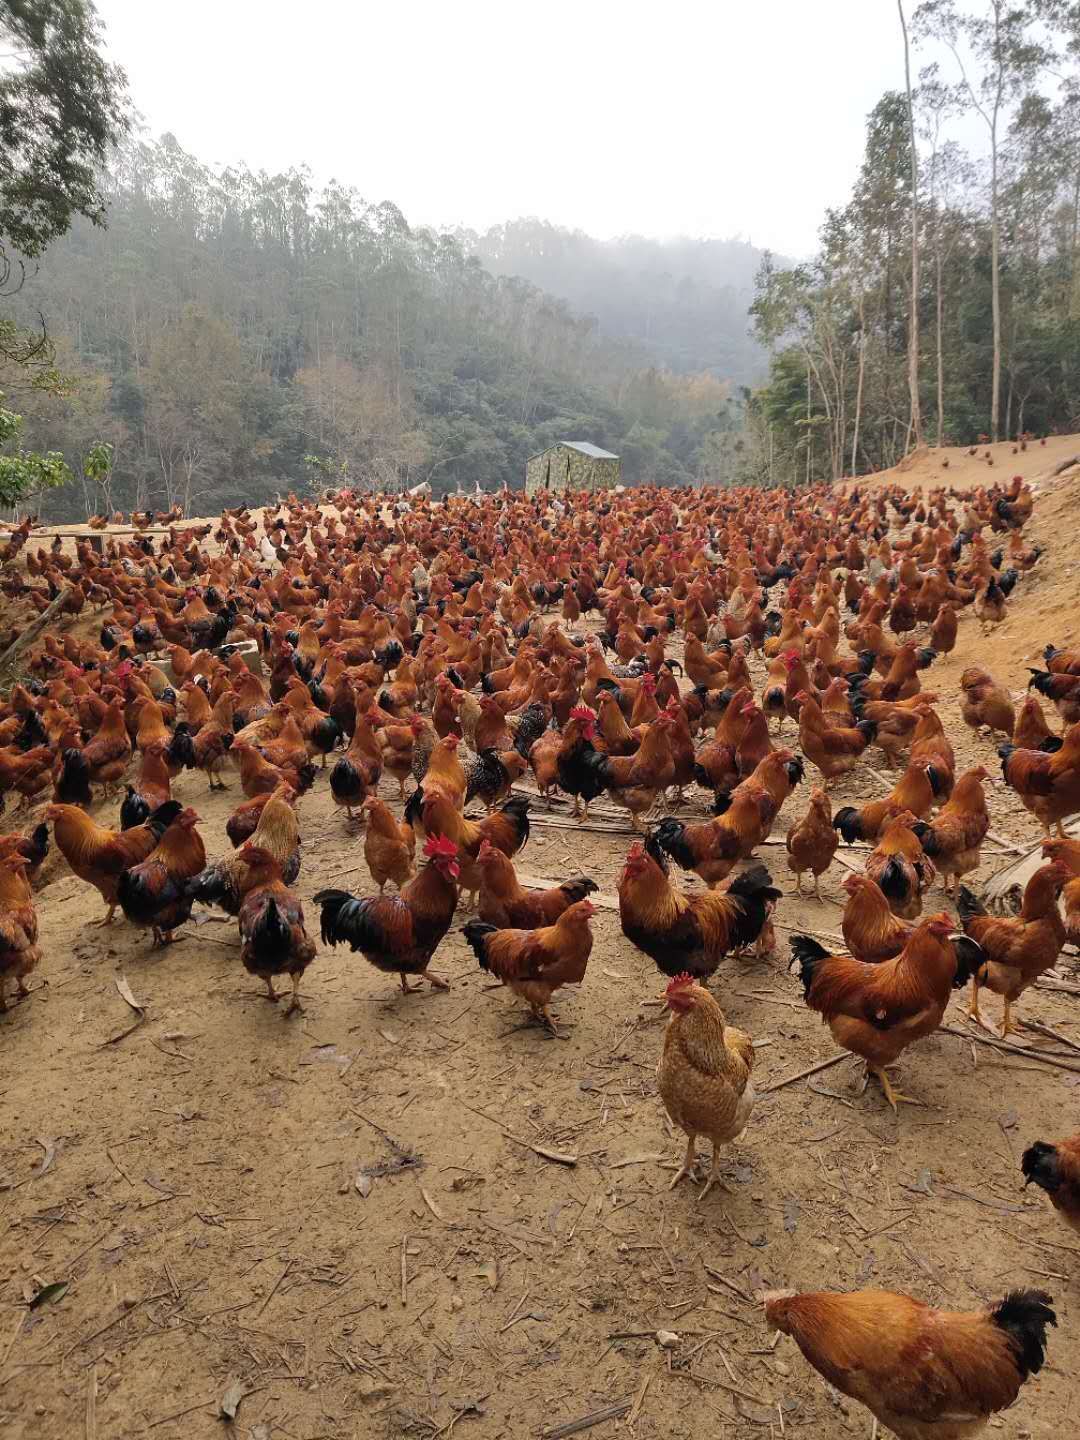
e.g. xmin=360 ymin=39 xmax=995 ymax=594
xmin=609 ymin=1153 xmax=666 ymax=1168
xmin=355 ymin=1172 xmax=372 ymax=1198
xmin=143 ymin=1174 xmax=176 ymax=1196
xmin=32 ymin=1137 xmax=57 ymax=1180
xmin=114 ymin=974 xmax=144 ymax=1014
xmin=29 ymin=1281 xmax=68 ymax=1310
xmin=218 ymin=1377 xmax=247 ymax=1421
xmin=420 ymin=1187 xmax=444 ymax=1220
xmin=475 ymin=1259 xmax=499 ymax=1291
xmin=377 ymin=1028 xmax=400 ymax=1043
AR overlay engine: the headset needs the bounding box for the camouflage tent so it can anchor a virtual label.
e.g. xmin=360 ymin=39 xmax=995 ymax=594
xmin=525 ymin=441 xmax=620 ymax=495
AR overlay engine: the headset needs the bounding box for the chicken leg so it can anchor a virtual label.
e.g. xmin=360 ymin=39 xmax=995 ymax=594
xmin=668 ymin=1135 xmax=698 ymax=1190
xmin=870 ymin=1065 xmax=917 ymax=1111
xmin=285 ymin=972 xmax=303 ymax=1016
xmin=999 ymin=997 xmax=1017 ymax=1038
xmin=93 ymin=903 xmax=117 ymax=927
xmin=698 ymin=1145 xmax=732 ymax=1202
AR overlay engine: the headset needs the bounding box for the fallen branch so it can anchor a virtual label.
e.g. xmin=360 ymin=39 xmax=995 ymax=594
xmin=540 ymin=1399 xmax=633 ymax=1439
xmin=0 ymin=586 xmax=71 ymax=676
xmin=457 ymin=1098 xmax=577 ymax=1166
xmin=940 ymin=1024 xmax=1080 ymax=1075
xmin=762 ymin=1052 xmax=851 ymax=1093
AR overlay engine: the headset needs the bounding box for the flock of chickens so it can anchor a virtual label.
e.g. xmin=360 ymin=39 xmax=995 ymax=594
xmin=2 ymin=470 xmax=1080 ymax=1438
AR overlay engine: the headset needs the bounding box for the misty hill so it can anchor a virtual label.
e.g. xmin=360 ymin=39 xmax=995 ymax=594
xmin=466 ymin=220 xmax=774 ymax=384
xmin=2 ymin=137 xmax=747 ymax=521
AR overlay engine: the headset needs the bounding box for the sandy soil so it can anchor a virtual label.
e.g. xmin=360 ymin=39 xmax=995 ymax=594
xmin=2 ymin=444 xmax=1079 ymax=1440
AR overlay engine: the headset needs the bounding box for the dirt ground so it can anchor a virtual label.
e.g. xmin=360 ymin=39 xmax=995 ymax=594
xmin=2 ymin=442 xmax=1080 ymax=1440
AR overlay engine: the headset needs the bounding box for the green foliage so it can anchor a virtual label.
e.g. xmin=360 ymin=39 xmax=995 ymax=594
xmin=0 ymin=0 xmax=128 ymax=266
xmin=0 ymin=395 xmax=71 ymax=505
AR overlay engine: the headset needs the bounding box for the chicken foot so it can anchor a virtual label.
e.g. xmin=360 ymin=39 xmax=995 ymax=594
xmin=284 ymin=972 xmax=303 ymax=1016
xmin=869 ymin=1065 xmax=918 ymax=1111
xmin=668 ymin=1135 xmax=699 ymax=1191
xmin=93 ymin=903 xmax=117 ymax=927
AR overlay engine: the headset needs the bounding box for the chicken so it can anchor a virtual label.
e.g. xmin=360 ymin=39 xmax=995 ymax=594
xmin=462 ymin=897 xmax=594 ymax=1034
xmin=833 ymin=761 xmax=948 ymax=844
xmin=1027 ymin=666 xmax=1080 ymax=729
xmin=853 ymin=695 xmax=931 ymax=769
xmin=1012 ymin=693 xmax=1058 ymax=752
xmin=554 ymin=707 xmax=608 ymax=820
xmin=763 ymin=1286 xmax=1055 ymax=1440
xmin=840 ymin=872 xmax=913 ymax=963
xmin=188 ymin=706 xmax=235 ymax=789
xmin=46 ymin=799 xmax=183 ymax=925
xmin=0 ymin=822 xmax=49 ymax=887
xmin=476 ymin=838 xmax=597 ymax=929
xmin=419 ymin=732 xmax=468 ymax=810
xmin=958 ymin=861 xmax=1068 ymax=1035
xmin=909 ymin=765 xmax=990 ymax=897
xmin=314 ymin=833 xmax=460 ymax=992
xmin=187 ymin=785 xmax=300 ymax=915
xmin=654 ymin=750 xmax=805 ymax=887
xmin=797 ymin=691 xmax=876 ymax=785
xmin=865 ymin=812 xmax=935 ymax=920
xmin=577 ymin=713 xmax=675 ymax=828
xmin=1041 ymin=836 xmax=1080 ymax=943
xmin=231 ymin=740 xmax=316 ymax=800
xmin=960 ymin=667 xmax=1015 ymax=737
xmin=116 ymin=806 xmax=206 ymax=945
xmin=785 ymin=787 xmax=838 ymax=898
xmin=363 ymin=794 xmax=415 ymax=893
xmin=0 ymin=745 xmax=55 ymax=809
xmin=236 ymin=846 xmax=317 ymax=1014
xmin=329 ymin=715 xmax=383 ymax=817
xmin=1022 ymin=1138 xmax=1080 ymax=1235
xmin=406 ymin=787 xmax=531 ymax=908
xmin=379 ymin=715 xmax=417 ymax=799
xmin=119 ymin=746 xmax=173 ymax=830
xmin=790 ymin=914 xmax=982 ymax=1108
xmin=656 ymin=974 xmax=755 ymax=1200
xmin=998 ymin=723 xmax=1080 ymax=835
xmin=619 ymin=838 xmax=779 ymax=980
xmin=78 ymin=699 xmax=132 ymax=794
xmin=0 ymin=852 xmax=40 ymax=1011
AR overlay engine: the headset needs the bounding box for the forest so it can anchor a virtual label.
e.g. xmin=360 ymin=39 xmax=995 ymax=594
xmin=745 ymin=0 xmax=1080 ymax=485
xmin=0 ymin=136 xmax=749 ymax=521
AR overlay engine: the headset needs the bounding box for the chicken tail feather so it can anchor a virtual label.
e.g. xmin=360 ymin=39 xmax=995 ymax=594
xmin=990 ymin=1290 xmax=1056 ymax=1380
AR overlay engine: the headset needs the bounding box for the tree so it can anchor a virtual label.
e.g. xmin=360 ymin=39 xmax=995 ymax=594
xmin=915 ymin=0 xmax=1053 ymax=438
xmin=0 ymin=0 xmax=128 ymax=275
xmin=144 ymin=305 xmax=250 ymax=514
xmin=0 ymin=394 xmax=71 ymax=507
xmin=898 ymin=0 xmax=924 ymax=447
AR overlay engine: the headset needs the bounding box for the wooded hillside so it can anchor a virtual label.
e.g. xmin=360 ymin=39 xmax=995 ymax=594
xmin=1 ymin=137 xmax=747 ymax=520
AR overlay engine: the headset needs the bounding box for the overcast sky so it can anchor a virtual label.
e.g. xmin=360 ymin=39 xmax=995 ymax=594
xmin=94 ymin=0 xmax=917 ymax=257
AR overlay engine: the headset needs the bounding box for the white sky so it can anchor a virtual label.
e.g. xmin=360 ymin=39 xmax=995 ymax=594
xmin=93 ymin=0 xmax=915 ymax=257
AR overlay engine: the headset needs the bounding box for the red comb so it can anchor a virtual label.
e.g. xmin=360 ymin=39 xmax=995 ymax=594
xmin=570 ymin=704 xmax=596 ymax=721
xmin=665 ymin=973 xmax=695 ymax=993
xmin=626 ymin=842 xmax=645 ymax=860
xmin=423 ymin=834 xmax=458 ymax=860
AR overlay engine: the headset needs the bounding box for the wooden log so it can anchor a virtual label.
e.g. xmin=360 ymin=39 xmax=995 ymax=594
xmin=0 ymin=586 xmax=71 ymax=674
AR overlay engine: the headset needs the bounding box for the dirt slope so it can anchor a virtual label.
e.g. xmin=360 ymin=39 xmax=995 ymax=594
xmin=1 ymin=473 xmax=1079 ymax=1440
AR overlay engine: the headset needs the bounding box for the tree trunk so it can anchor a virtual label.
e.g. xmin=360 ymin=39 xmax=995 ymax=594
xmin=898 ymin=0 xmax=922 ymax=448
xmin=935 ymin=241 xmax=945 ymax=446
xmin=852 ymin=297 xmax=866 ymax=476
xmin=990 ymin=132 xmax=1002 ymax=441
